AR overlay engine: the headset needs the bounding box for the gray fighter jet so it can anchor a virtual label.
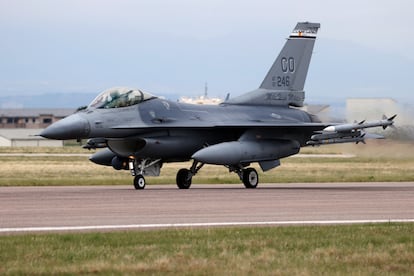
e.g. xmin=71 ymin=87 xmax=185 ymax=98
xmin=40 ymin=22 xmax=395 ymax=189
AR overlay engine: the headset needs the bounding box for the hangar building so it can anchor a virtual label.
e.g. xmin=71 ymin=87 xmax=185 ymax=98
xmin=0 ymin=109 xmax=74 ymax=129
xmin=0 ymin=129 xmax=63 ymax=147
xmin=0 ymin=109 xmax=74 ymax=147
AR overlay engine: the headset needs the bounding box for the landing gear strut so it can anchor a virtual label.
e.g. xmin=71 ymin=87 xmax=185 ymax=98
xmin=129 ymin=158 xmax=161 ymax=190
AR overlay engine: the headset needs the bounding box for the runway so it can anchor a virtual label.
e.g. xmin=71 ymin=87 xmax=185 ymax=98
xmin=1 ymin=182 xmax=414 ymax=233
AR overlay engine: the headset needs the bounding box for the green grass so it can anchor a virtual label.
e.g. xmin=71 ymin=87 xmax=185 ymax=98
xmin=0 ymin=155 xmax=413 ymax=186
xmin=1 ymin=141 xmax=414 ymax=186
xmin=1 ymin=223 xmax=413 ymax=275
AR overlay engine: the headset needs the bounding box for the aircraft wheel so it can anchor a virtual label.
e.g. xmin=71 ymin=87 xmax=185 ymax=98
xmin=133 ymin=175 xmax=146 ymax=190
xmin=176 ymin=168 xmax=192 ymax=189
xmin=242 ymin=168 xmax=258 ymax=189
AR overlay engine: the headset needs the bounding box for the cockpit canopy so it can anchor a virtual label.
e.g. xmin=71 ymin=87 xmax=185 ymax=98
xmin=88 ymin=87 xmax=156 ymax=109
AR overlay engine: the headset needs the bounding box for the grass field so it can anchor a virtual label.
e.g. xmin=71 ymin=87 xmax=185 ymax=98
xmin=1 ymin=223 xmax=413 ymax=275
xmin=0 ymin=141 xmax=413 ymax=186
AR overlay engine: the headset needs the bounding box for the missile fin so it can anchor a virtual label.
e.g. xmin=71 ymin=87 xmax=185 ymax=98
xmin=388 ymin=114 xmax=397 ymax=121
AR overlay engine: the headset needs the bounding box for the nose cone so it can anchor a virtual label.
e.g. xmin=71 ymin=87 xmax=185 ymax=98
xmin=40 ymin=113 xmax=90 ymax=140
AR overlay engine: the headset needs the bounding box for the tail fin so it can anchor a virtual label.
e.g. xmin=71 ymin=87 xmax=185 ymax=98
xmin=227 ymin=22 xmax=320 ymax=107
xmin=260 ymin=22 xmax=320 ymax=92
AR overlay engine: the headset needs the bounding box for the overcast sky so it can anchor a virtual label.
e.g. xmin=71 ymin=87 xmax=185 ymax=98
xmin=0 ymin=0 xmax=413 ymax=104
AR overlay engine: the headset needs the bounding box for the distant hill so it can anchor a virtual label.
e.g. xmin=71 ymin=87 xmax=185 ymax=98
xmin=0 ymin=92 xmax=182 ymax=109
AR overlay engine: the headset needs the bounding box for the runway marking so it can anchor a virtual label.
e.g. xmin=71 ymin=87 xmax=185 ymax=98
xmin=2 ymin=219 xmax=414 ymax=233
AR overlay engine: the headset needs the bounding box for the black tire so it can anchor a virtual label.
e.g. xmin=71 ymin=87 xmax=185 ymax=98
xmin=176 ymin=168 xmax=192 ymax=189
xmin=133 ymin=175 xmax=146 ymax=190
xmin=242 ymin=168 xmax=259 ymax=188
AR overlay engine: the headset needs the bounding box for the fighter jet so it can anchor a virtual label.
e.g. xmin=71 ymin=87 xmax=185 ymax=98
xmin=40 ymin=22 xmax=395 ymax=190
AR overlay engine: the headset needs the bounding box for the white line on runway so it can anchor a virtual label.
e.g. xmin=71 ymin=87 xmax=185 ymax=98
xmin=2 ymin=219 xmax=414 ymax=233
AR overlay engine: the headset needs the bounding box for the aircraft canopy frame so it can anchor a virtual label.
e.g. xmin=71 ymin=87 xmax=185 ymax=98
xmin=89 ymin=87 xmax=156 ymax=109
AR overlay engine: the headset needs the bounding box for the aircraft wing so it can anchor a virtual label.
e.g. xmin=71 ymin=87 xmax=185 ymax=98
xmin=85 ymin=121 xmax=330 ymax=150
xmin=108 ymin=115 xmax=396 ymax=149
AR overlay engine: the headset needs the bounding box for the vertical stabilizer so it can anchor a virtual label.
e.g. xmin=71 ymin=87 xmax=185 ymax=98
xmin=226 ymin=22 xmax=320 ymax=107
xmin=260 ymin=22 xmax=320 ymax=91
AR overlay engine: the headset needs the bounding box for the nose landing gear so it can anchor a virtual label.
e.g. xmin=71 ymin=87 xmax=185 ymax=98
xmin=129 ymin=158 xmax=161 ymax=190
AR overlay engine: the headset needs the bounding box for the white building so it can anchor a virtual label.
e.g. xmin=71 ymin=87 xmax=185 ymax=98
xmin=0 ymin=129 xmax=63 ymax=147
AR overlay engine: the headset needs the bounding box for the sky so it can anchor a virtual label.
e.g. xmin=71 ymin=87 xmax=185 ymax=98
xmin=0 ymin=0 xmax=413 ymax=108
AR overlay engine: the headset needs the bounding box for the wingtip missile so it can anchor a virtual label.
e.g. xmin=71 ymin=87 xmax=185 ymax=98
xmin=312 ymin=115 xmax=396 ymax=146
xmin=323 ymin=114 xmax=397 ymax=133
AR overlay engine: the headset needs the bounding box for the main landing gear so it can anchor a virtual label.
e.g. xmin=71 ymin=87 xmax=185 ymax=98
xmin=176 ymin=161 xmax=259 ymax=189
xmin=240 ymin=167 xmax=259 ymax=189
xmin=176 ymin=161 xmax=204 ymax=189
